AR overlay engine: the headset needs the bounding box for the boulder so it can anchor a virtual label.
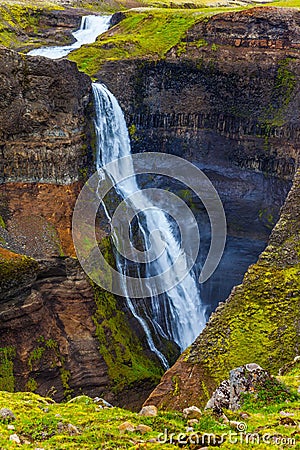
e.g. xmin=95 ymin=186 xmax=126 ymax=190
xmin=0 ymin=408 xmax=16 ymax=422
xmin=183 ymin=406 xmax=202 ymax=419
xmin=139 ymin=405 xmax=158 ymax=417
xmin=9 ymin=434 xmax=20 ymax=444
xmin=118 ymin=421 xmax=135 ymax=433
xmin=136 ymin=424 xmax=152 ymax=434
xmin=206 ymin=363 xmax=271 ymax=412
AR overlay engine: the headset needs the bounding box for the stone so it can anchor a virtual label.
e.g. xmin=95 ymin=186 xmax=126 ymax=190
xmin=183 ymin=405 xmax=202 ymax=419
xmin=9 ymin=434 xmax=20 ymax=444
xmin=67 ymin=423 xmax=80 ymax=435
xmin=139 ymin=405 xmax=158 ymax=417
xmin=93 ymin=397 xmax=113 ymax=408
xmin=280 ymin=417 xmax=297 ymax=426
xmin=205 ymin=364 xmax=271 ymax=413
xmin=7 ymin=425 xmax=15 ymax=430
xmin=0 ymin=408 xmax=16 ymax=421
xmin=118 ymin=422 xmax=135 ymax=433
xmin=205 ymin=380 xmax=230 ymax=414
xmin=280 ymin=411 xmax=294 ymax=417
xmin=136 ymin=424 xmax=152 ymax=434
xmin=187 ymin=419 xmax=199 ymax=426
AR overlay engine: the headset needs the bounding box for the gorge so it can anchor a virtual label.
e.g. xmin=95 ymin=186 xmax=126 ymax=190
xmin=0 ymin=2 xmax=299 ymax=418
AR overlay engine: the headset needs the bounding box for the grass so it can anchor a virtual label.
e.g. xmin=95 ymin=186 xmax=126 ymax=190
xmin=0 ymin=2 xmax=63 ymax=49
xmin=68 ymin=7 xmax=243 ymax=75
xmin=0 ymin=368 xmax=299 ymax=449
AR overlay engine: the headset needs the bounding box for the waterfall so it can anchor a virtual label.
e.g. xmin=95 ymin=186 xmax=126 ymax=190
xmin=28 ymin=15 xmax=111 ymax=59
xmin=92 ymin=83 xmax=206 ymax=367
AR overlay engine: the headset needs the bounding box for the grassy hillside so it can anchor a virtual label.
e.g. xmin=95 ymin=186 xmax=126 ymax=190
xmin=67 ymin=7 xmax=235 ymax=75
xmin=0 ymin=366 xmax=299 ymax=449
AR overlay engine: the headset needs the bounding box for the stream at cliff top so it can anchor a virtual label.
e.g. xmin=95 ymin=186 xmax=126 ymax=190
xmin=28 ymin=15 xmax=111 ymax=59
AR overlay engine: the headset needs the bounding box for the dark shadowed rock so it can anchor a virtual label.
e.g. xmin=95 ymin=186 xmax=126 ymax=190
xmin=0 ymin=46 xmax=92 ymax=184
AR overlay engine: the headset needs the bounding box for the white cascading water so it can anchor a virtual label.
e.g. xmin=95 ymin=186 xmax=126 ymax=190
xmin=28 ymin=15 xmax=111 ymax=59
xmin=93 ymin=83 xmax=206 ymax=368
xmin=28 ymin=12 xmax=206 ymax=367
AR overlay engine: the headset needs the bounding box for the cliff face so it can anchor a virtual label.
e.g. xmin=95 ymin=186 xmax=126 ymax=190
xmin=89 ymin=7 xmax=300 ymax=408
xmin=98 ymin=8 xmax=300 ymax=180
xmin=0 ymin=46 xmax=92 ymax=184
xmin=97 ymin=7 xmax=299 ymax=313
xmin=0 ymin=47 xmax=163 ymax=409
xmin=0 ymin=251 xmax=161 ymax=409
xmin=144 ymin=166 xmax=300 ymax=410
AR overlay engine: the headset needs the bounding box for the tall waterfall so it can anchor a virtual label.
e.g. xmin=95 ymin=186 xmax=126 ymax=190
xmin=28 ymin=15 xmax=111 ymax=59
xmin=93 ymin=83 xmax=206 ymax=367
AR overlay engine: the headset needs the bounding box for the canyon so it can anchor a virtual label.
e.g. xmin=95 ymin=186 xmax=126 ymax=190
xmin=0 ymin=4 xmax=299 ymax=412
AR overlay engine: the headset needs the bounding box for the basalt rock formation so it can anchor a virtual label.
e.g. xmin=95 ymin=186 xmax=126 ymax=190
xmin=0 ymin=46 xmax=162 ymax=409
xmin=96 ymin=7 xmax=299 ymax=314
xmin=0 ymin=46 xmax=92 ymax=184
xmin=144 ymin=166 xmax=300 ymax=410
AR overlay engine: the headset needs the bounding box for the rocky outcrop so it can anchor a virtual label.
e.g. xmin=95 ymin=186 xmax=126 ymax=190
xmin=0 ymin=253 xmax=162 ymax=409
xmin=0 ymin=5 xmax=95 ymax=52
xmin=143 ymin=167 xmax=300 ymax=410
xmin=0 ymin=46 xmax=92 ymax=184
xmin=187 ymin=7 xmax=300 ymax=49
xmin=205 ymin=363 xmax=270 ymax=413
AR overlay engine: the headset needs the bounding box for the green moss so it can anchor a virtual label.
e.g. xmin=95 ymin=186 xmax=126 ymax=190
xmin=178 ymin=171 xmax=300 ymax=408
xmin=0 ymin=382 xmax=300 ymax=448
xmin=0 ymin=347 xmax=16 ymax=392
xmin=260 ymin=58 xmax=296 ymax=128
xmin=28 ymin=347 xmax=45 ymax=371
xmin=172 ymin=375 xmax=180 ymax=396
xmin=128 ymin=123 xmax=140 ymax=141
xmin=0 ymin=248 xmax=38 ymax=289
xmin=91 ymin=236 xmax=162 ymax=393
xmin=26 ymin=378 xmax=38 ymax=392
xmin=0 ymin=2 xmax=63 ymax=50
xmin=0 ymin=215 xmax=5 ymax=229
xmin=69 ymin=10 xmax=206 ymax=75
xmin=26 ymin=337 xmax=73 ymax=399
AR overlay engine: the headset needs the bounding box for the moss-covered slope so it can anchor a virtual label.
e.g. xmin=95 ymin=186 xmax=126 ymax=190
xmin=144 ymin=168 xmax=300 ymax=410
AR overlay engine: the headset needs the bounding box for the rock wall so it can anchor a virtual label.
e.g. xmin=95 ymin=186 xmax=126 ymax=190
xmin=0 ymin=47 xmax=163 ymax=409
xmin=0 ymin=46 xmax=92 ymax=184
xmin=144 ymin=166 xmax=300 ymax=410
xmin=0 ymin=253 xmax=161 ymax=409
xmin=97 ymin=7 xmax=300 ymax=312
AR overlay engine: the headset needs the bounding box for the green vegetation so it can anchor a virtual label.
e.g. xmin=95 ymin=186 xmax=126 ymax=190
xmin=0 ymin=2 xmax=62 ymax=49
xmin=0 ymin=347 xmax=16 ymax=392
xmin=26 ymin=337 xmax=73 ymax=399
xmin=0 ymin=247 xmax=38 ymax=288
xmin=181 ymin=171 xmax=300 ymax=408
xmin=68 ymin=8 xmax=222 ymax=75
xmin=91 ymin=238 xmax=162 ymax=393
xmin=0 ymin=371 xmax=299 ymax=449
xmin=260 ymin=58 xmax=296 ymax=128
xmin=0 ymin=215 xmax=5 ymax=229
